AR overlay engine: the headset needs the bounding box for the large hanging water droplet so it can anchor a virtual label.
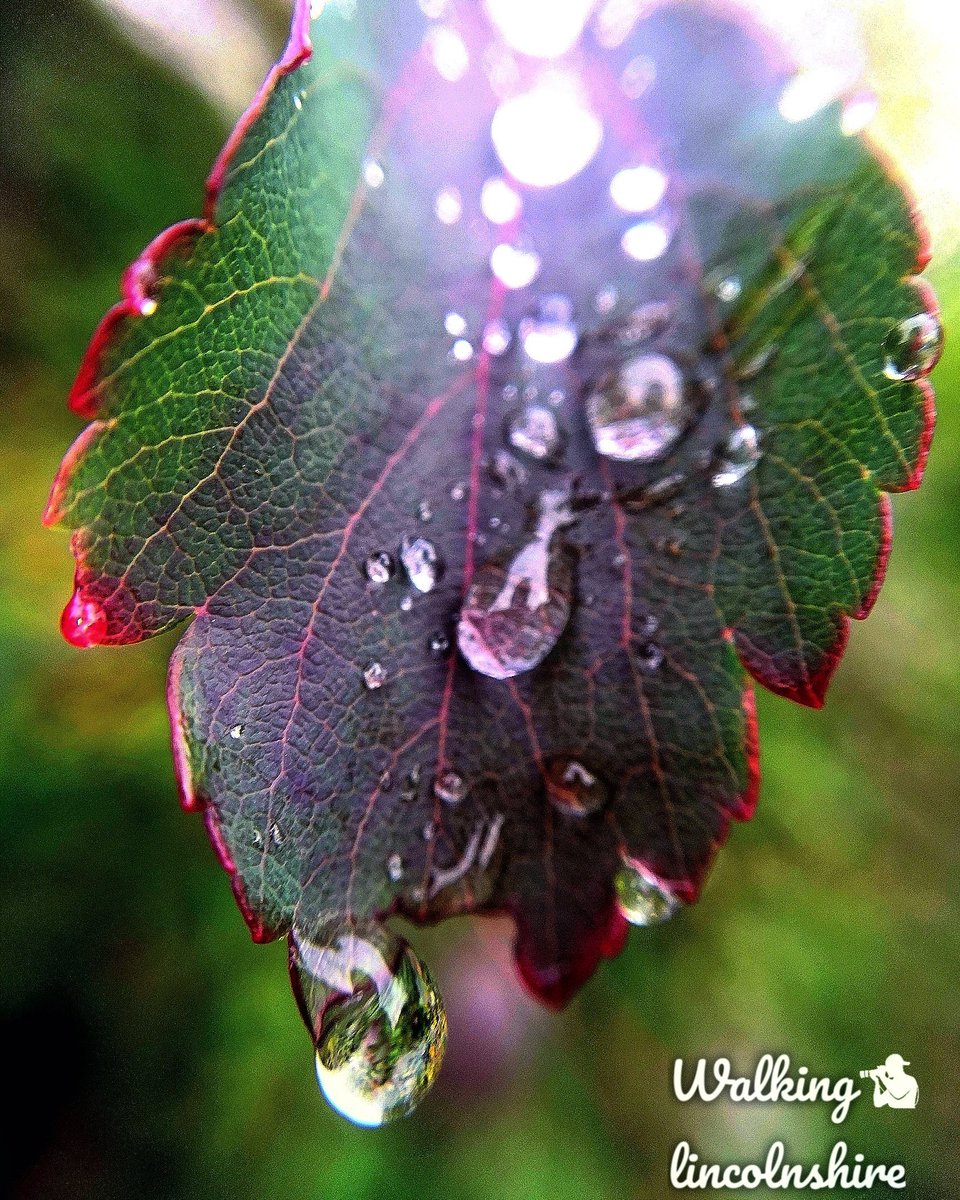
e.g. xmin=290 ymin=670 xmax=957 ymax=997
xmin=507 ymin=405 xmax=562 ymax=462
xmin=60 ymin=591 xmax=107 ymax=648
xmin=457 ymin=491 xmax=573 ymax=680
xmin=882 ymin=313 xmax=944 ymax=382
xmin=545 ymin=757 xmax=608 ymax=817
xmin=365 ymin=551 xmax=395 ymax=585
xmin=291 ymin=924 xmax=447 ymax=1127
xmin=520 ymin=295 xmax=578 ymax=365
xmin=400 ymin=536 xmax=443 ymax=593
xmin=615 ymin=860 xmax=679 ymax=926
xmin=712 ymin=424 xmax=761 ymax=488
xmin=587 ymin=353 xmax=688 ymax=463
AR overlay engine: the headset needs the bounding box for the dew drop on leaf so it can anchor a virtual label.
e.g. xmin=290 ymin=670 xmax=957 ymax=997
xmin=490 ymin=242 xmax=542 ymax=290
xmin=229 ymin=724 xmax=244 ymax=741
xmin=433 ymin=186 xmax=462 ymax=225
xmin=457 ymin=492 xmax=574 ymax=680
xmin=433 ymin=769 xmax=466 ymax=804
xmin=715 ymin=275 xmax=742 ymax=304
xmin=545 ymin=757 xmax=608 ymax=817
xmin=507 ymin=405 xmax=562 ymax=462
xmin=614 ymin=860 xmax=679 ymax=926
xmin=882 ymin=313 xmax=944 ymax=381
xmin=387 ymin=852 xmax=403 ymax=882
xmin=636 ymin=641 xmax=664 ymax=672
xmin=60 ymin=592 xmax=108 ymax=648
xmin=400 ymin=536 xmax=443 ymax=593
xmin=712 ymin=424 xmax=761 ymax=488
xmin=480 ymin=176 xmax=522 ymax=225
xmin=363 ymin=662 xmax=388 ymax=691
xmin=609 ymin=164 xmax=668 ymax=214
xmin=482 ymin=319 xmax=512 ymax=357
xmin=621 ymin=220 xmax=672 ymax=262
xmin=290 ymin=924 xmax=447 ymax=1127
xmin=429 ymin=632 xmax=450 ymax=655
xmin=587 ymin=353 xmax=688 ymax=463
xmin=520 ymin=295 xmax=578 ymax=365
xmin=365 ymin=551 xmax=395 ymax=585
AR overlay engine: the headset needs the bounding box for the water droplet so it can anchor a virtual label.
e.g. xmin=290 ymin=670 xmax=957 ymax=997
xmin=490 ymin=242 xmax=541 ymax=290
xmin=422 ymin=821 xmax=435 ymax=841
xmin=291 ymin=924 xmax=447 ymax=1127
xmin=488 ymin=516 xmax=502 ymax=530
xmin=621 ymin=54 xmax=655 ymax=99
xmin=712 ymin=424 xmax=761 ymax=487
xmin=548 ymin=388 xmax=566 ymax=407
xmin=491 ymin=74 xmax=603 ymax=188
xmin=520 ymin=295 xmax=578 ymax=364
xmin=425 ymin=25 xmax=469 ymax=82
xmin=457 ymin=491 xmax=573 ymax=680
xmin=610 ymin=165 xmax=668 ymax=214
xmin=489 ymin=449 xmax=529 ymax=492
xmin=638 ymin=612 xmax=659 ymax=637
xmin=715 ymin=275 xmax=742 ymax=304
xmin=587 ymin=353 xmax=688 ymax=463
xmin=616 ymin=302 xmax=673 ymax=347
xmin=139 ymin=297 xmax=158 ymax=317
xmin=484 ymin=0 xmax=594 ymax=58
xmin=387 ymin=853 xmax=403 ymax=883
xmin=481 ymin=177 xmax=522 ymax=225
xmin=293 ymin=92 xmax=303 ymax=111
xmin=841 ymin=91 xmax=879 ymax=137
xmin=229 ymin=724 xmax=244 ymax=741
xmin=622 ymin=220 xmax=672 ymax=262
xmin=778 ymin=66 xmax=848 ymax=124
xmin=434 ymin=186 xmax=463 ymax=225
xmin=399 ymin=595 xmax=414 ymax=612
xmin=444 ymin=312 xmax=467 ymax=337
xmin=595 ymin=286 xmax=619 ymax=315
xmin=365 ymin=551 xmax=395 ymax=585
xmin=545 ymin=757 xmax=608 ymax=816
xmin=636 ymin=641 xmax=663 ymax=671
xmin=363 ymin=662 xmax=388 ymax=690
xmin=363 ymin=159 xmax=385 ymax=189
xmin=60 ymin=592 xmax=107 ymax=648
xmin=615 ymin=860 xmax=679 ymax=925
xmin=400 ymin=537 xmax=443 ymax=593
xmin=882 ymin=312 xmax=943 ymax=381
xmin=429 ymin=632 xmax=450 ymax=655
xmin=450 ymin=338 xmax=474 ymax=363
xmin=450 ymin=481 xmax=466 ymax=502
xmin=482 ymin=320 xmax=512 ymax=357
xmin=380 ymin=770 xmax=394 ymax=792
xmin=433 ymin=769 xmax=466 ymax=804
xmin=507 ymin=405 xmax=562 ymax=462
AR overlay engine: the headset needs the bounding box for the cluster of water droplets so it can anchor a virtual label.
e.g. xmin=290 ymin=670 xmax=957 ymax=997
xmin=290 ymin=921 xmax=447 ymax=1127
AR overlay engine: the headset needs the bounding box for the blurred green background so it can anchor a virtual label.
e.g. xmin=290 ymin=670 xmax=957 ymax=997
xmin=1 ymin=1 xmax=957 ymax=1196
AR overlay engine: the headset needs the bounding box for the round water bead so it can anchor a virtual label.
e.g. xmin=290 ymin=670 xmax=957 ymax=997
xmin=400 ymin=536 xmax=443 ymax=593
xmin=587 ymin=353 xmax=689 ymax=463
xmin=614 ymin=859 xmax=679 ymax=926
xmin=507 ymin=405 xmax=562 ymax=462
xmin=545 ymin=757 xmax=608 ymax=816
xmin=712 ymin=424 xmax=760 ymax=488
xmin=291 ymin=924 xmax=447 ymax=1127
xmin=882 ymin=312 xmax=944 ymax=382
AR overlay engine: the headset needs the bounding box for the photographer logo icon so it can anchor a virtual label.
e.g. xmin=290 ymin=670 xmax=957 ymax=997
xmin=859 ymin=1055 xmax=918 ymax=1109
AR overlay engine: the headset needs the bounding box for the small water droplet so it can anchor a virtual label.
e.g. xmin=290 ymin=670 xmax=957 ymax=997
xmin=291 ymin=924 xmax=447 ymax=1127
xmin=489 ymin=516 xmax=502 ymax=530
xmin=610 ymin=164 xmax=668 ymax=214
xmin=621 ymin=54 xmax=655 ymax=99
xmin=380 ymin=770 xmax=394 ymax=792
xmin=482 ymin=319 xmax=511 ymax=357
xmin=450 ymin=338 xmax=474 ymax=363
xmin=425 ymin=24 xmax=469 ymax=82
xmin=365 ymin=551 xmax=395 ymax=585
xmin=587 ymin=353 xmax=688 ymax=463
xmin=489 ymin=449 xmax=529 ymax=491
xmin=60 ymin=592 xmax=107 ymax=649
xmin=457 ymin=491 xmax=573 ymax=680
xmin=363 ymin=159 xmax=385 ymax=189
xmin=450 ymin=481 xmax=466 ymax=501
xmin=622 ymin=220 xmax=672 ymax=262
xmin=715 ymin=275 xmax=742 ymax=304
xmin=429 ymin=632 xmax=450 ymax=655
xmin=595 ymin=286 xmax=619 ymax=315
xmin=270 ymin=823 xmax=285 ymax=847
xmin=416 ymin=500 xmax=433 ymax=523
xmin=712 ymin=424 xmax=761 ymax=487
xmin=490 ymin=242 xmax=541 ymax=290
xmin=491 ymin=78 xmax=603 ymax=188
xmin=615 ymin=860 xmax=679 ymax=925
xmin=636 ymin=642 xmax=663 ymax=671
xmin=139 ymin=297 xmax=158 ymax=317
xmin=520 ymin=295 xmax=578 ymax=364
xmin=545 ymin=757 xmax=608 ymax=817
xmin=387 ymin=852 xmax=403 ymax=883
xmin=363 ymin=662 xmax=388 ymax=690
xmin=434 ymin=186 xmax=463 ymax=225
xmin=507 ymin=405 xmax=562 ymax=462
xmin=400 ymin=537 xmax=443 ymax=593
xmin=481 ymin=177 xmax=523 ymax=225
xmin=399 ymin=595 xmax=414 ymax=612
xmin=444 ymin=312 xmax=467 ymax=337
xmin=229 ymin=724 xmax=244 ymax=740
xmin=422 ymin=821 xmax=435 ymax=841
xmin=293 ymin=92 xmax=303 ymax=111
xmin=434 ymin=769 xmax=466 ymax=804
xmin=882 ymin=312 xmax=943 ymax=381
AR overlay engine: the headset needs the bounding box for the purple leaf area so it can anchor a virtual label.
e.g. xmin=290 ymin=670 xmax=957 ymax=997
xmin=47 ymin=0 xmax=938 ymax=1010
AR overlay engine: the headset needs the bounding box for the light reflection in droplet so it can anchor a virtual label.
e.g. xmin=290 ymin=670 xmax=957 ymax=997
xmin=363 ymin=159 xmax=385 ymax=188
xmin=778 ymin=66 xmax=848 ymax=123
xmin=621 ymin=220 xmax=671 ymax=262
xmin=610 ymin=165 xmax=668 ymax=213
xmin=491 ymin=74 xmax=603 ymax=188
xmin=425 ymin=25 xmax=470 ymax=82
xmin=434 ymin=186 xmax=463 ymax=225
xmin=483 ymin=0 xmax=595 ymax=59
xmin=841 ymin=91 xmax=879 ymax=136
xmin=481 ymin=177 xmax=523 ymax=225
xmin=490 ymin=242 xmax=542 ymax=289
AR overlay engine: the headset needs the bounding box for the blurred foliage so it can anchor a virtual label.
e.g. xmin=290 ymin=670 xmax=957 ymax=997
xmin=0 ymin=1 xmax=957 ymax=1197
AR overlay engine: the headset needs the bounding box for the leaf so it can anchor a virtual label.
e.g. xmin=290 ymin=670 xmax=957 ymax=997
xmin=46 ymin=0 xmax=939 ymax=1007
